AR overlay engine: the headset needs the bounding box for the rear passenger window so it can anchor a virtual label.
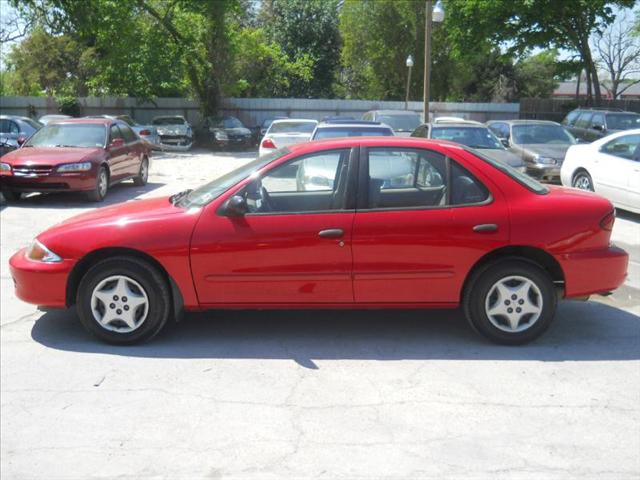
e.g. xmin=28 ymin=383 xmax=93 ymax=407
xmin=365 ymin=148 xmax=489 ymax=209
xmin=574 ymin=112 xmax=592 ymax=128
xmin=450 ymin=161 xmax=489 ymax=205
xmin=564 ymin=111 xmax=580 ymax=126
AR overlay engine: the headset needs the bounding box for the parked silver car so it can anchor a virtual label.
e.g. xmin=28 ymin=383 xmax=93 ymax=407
xmin=151 ymin=115 xmax=193 ymax=150
xmin=362 ymin=110 xmax=422 ymax=136
xmin=87 ymin=115 xmax=162 ymax=150
xmin=487 ymin=120 xmax=577 ymax=183
xmin=0 ymin=115 xmax=42 ymax=155
xmin=411 ymin=121 xmax=526 ymax=172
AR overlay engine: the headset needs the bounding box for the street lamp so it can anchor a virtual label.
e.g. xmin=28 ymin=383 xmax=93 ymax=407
xmin=405 ymin=55 xmax=414 ymax=110
xmin=423 ymin=0 xmax=445 ymax=122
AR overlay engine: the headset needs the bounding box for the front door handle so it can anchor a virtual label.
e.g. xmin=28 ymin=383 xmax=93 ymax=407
xmin=318 ymin=229 xmax=344 ymax=238
xmin=473 ymin=224 xmax=498 ymax=233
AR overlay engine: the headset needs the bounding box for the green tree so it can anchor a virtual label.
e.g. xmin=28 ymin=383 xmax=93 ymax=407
xmin=514 ymin=50 xmax=561 ymax=99
xmin=260 ymin=0 xmax=340 ymax=97
xmin=4 ymin=27 xmax=85 ymax=96
xmin=444 ymin=0 xmax=636 ymax=105
xmin=12 ymin=0 xmax=239 ymax=115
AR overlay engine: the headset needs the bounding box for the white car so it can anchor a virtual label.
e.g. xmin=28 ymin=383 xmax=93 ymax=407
xmin=561 ymin=129 xmax=640 ymax=214
xmin=259 ymin=119 xmax=318 ymax=157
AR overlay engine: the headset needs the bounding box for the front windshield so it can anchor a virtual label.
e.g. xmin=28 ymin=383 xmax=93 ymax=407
xmin=153 ymin=117 xmax=185 ymax=125
xmin=469 ymin=147 xmax=548 ymax=194
xmin=223 ymin=117 xmax=244 ymax=128
xmin=269 ymin=121 xmax=317 ymax=134
xmin=431 ymin=127 xmax=503 ymax=149
xmin=314 ymin=127 xmax=394 ymax=139
xmin=377 ymin=113 xmax=421 ymax=132
xmin=178 ymin=147 xmax=290 ymax=208
xmin=606 ymin=113 xmax=640 ymax=130
xmin=512 ymin=124 xmax=576 ymax=145
xmin=25 ymin=124 xmax=106 ymax=148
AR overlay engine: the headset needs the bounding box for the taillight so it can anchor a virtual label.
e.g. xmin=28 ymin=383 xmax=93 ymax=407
xmin=139 ymin=129 xmax=151 ymax=136
xmin=261 ymin=138 xmax=276 ymax=149
xmin=600 ymin=210 xmax=615 ymax=231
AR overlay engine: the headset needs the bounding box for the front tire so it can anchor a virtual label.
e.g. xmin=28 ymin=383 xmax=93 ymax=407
xmin=76 ymin=256 xmax=171 ymax=344
xmin=463 ymin=259 xmax=557 ymax=345
xmin=572 ymin=170 xmax=594 ymax=191
xmin=87 ymin=166 xmax=108 ymax=202
xmin=2 ymin=189 xmax=22 ymax=202
xmin=133 ymin=157 xmax=149 ymax=186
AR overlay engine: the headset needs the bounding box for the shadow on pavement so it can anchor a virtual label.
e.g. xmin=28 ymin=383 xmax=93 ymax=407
xmin=2 ymin=181 xmax=165 ymax=210
xmin=617 ymin=209 xmax=640 ymax=223
xmin=31 ymin=300 xmax=640 ymax=367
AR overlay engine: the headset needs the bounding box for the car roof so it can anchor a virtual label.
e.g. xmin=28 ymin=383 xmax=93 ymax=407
xmin=286 ymin=136 xmax=460 ymax=156
xmin=272 ymin=118 xmax=317 ymax=124
xmin=487 ymin=119 xmax=561 ymax=126
xmin=49 ymin=118 xmax=113 ymax=125
xmin=0 ymin=115 xmax=36 ymax=122
xmin=365 ymin=110 xmax=420 ymax=115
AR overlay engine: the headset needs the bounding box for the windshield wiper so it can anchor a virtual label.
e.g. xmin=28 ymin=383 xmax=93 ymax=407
xmin=170 ymin=189 xmax=193 ymax=205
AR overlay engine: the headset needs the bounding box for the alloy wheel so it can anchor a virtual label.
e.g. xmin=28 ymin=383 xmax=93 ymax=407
xmin=90 ymin=275 xmax=149 ymax=333
xmin=484 ymin=275 xmax=543 ymax=333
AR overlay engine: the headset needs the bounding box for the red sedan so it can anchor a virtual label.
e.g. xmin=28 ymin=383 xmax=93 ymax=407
xmin=9 ymin=137 xmax=628 ymax=345
xmin=0 ymin=118 xmax=150 ymax=202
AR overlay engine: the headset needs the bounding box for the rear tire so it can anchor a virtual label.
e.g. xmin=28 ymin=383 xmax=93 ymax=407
xmin=76 ymin=256 xmax=171 ymax=344
xmin=2 ymin=189 xmax=22 ymax=202
xmin=463 ymin=259 xmax=557 ymax=345
xmin=572 ymin=170 xmax=594 ymax=191
xmin=133 ymin=157 xmax=149 ymax=186
xmin=87 ymin=166 xmax=108 ymax=202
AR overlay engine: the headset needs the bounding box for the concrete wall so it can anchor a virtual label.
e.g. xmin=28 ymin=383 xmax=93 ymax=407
xmin=0 ymin=96 xmax=520 ymax=126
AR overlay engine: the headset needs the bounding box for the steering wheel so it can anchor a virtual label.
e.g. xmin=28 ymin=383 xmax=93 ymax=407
xmin=259 ymin=185 xmax=273 ymax=212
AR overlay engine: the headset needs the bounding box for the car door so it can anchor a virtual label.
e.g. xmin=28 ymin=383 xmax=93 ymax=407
xmin=596 ymin=134 xmax=640 ymax=210
xmin=589 ymin=112 xmax=606 ymax=141
xmin=351 ymin=146 xmax=510 ymax=304
xmin=573 ymin=112 xmax=592 ymax=141
xmin=190 ymin=148 xmax=356 ymax=305
xmin=106 ymin=124 xmax=129 ymax=180
xmin=117 ymin=123 xmax=142 ymax=175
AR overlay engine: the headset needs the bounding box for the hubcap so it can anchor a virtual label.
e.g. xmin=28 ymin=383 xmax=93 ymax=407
xmin=98 ymin=171 xmax=108 ymax=197
xmin=484 ymin=275 xmax=543 ymax=333
xmin=91 ymin=275 xmax=149 ymax=333
xmin=140 ymin=160 xmax=148 ymax=181
xmin=574 ymin=175 xmax=591 ymax=191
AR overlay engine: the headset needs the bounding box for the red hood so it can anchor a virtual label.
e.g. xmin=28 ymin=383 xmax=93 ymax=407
xmin=56 ymin=196 xmax=186 ymax=229
xmin=2 ymin=146 xmax=103 ymax=166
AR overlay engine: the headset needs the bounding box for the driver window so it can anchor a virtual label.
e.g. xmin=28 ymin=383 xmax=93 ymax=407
xmin=245 ymin=148 xmax=351 ymax=214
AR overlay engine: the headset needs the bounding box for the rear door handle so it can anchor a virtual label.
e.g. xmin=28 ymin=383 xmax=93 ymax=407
xmin=473 ymin=224 xmax=498 ymax=233
xmin=318 ymin=229 xmax=344 ymax=238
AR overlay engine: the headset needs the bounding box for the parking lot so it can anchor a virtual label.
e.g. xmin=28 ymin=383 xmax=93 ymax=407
xmin=1 ymin=149 xmax=639 ymax=479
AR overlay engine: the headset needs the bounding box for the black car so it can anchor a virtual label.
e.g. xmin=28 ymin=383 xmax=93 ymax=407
xmin=0 ymin=115 xmax=42 ymax=156
xmin=196 ymin=116 xmax=253 ymax=149
xmin=562 ymin=108 xmax=640 ymax=142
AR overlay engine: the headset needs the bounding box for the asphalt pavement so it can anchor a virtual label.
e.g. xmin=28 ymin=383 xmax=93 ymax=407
xmin=1 ymin=148 xmax=638 ymax=480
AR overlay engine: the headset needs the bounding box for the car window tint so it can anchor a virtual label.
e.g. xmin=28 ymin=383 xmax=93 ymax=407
xmin=564 ymin=111 xmax=580 ymax=126
xmin=575 ymin=112 xmax=592 ymax=128
xmin=591 ymin=113 xmax=605 ymax=127
xmin=246 ymin=149 xmax=351 ymax=214
xmin=602 ymin=134 xmax=640 ymax=160
xmin=119 ymin=124 xmax=137 ymax=143
xmin=489 ymin=123 xmax=509 ymax=139
xmin=366 ymin=148 xmax=447 ymax=209
xmin=109 ymin=125 xmax=124 ymax=141
xmin=0 ymin=119 xmax=19 ymax=134
xmin=606 ymin=113 xmax=640 ymax=130
xmin=450 ymin=160 xmax=490 ymax=205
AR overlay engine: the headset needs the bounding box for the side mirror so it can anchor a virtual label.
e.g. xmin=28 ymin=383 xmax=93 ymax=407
xmin=501 ymin=138 xmax=510 ymax=148
xmin=109 ymin=137 xmax=125 ymax=148
xmin=16 ymin=135 xmax=26 ymax=146
xmin=221 ymin=195 xmax=248 ymax=217
xmin=592 ymin=124 xmax=604 ymax=131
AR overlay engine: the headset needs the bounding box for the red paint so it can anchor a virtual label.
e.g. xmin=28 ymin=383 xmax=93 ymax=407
xmin=0 ymin=118 xmax=149 ymax=194
xmin=9 ymin=137 xmax=629 ymax=311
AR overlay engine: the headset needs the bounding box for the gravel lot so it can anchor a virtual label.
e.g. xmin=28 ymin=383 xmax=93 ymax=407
xmin=1 ymin=148 xmax=639 ymax=480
